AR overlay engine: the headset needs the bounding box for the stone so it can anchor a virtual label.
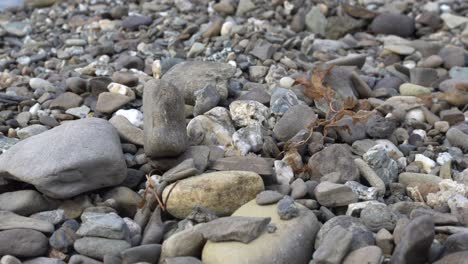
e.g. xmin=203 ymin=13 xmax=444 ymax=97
xmin=256 ymin=191 xmax=284 ymax=205
xmin=0 ymin=211 xmax=54 ymax=233
xmin=160 ymin=229 xmax=205 ymax=262
xmin=232 ymin=123 xmax=263 ymax=155
xmin=314 ymin=182 xmax=358 ymax=207
xmin=95 ymin=92 xmax=131 ymax=114
xmin=316 ymin=216 xmax=375 ymax=252
xmin=49 ymin=220 xmax=79 ymax=251
xmin=112 ymin=72 xmax=138 ymax=87
xmin=277 ymin=196 xmax=299 ymax=220
xmin=122 ymin=15 xmax=152 ymax=30
xmin=439 ymin=45 xmax=465 ymax=69
xmin=66 ymin=105 xmax=90 ymax=119
xmin=273 ymin=105 xmax=316 ymax=142
xmin=143 ymin=79 xmax=187 ymax=158
xmin=102 ymin=187 xmax=141 ymax=217
xmin=376 ymin=228 xmax=394 ymax=256
xmin=342 ymin=246 xmax=383 ymax=264
xmin=229 ymin=100 xmax=270 ymax=127
xmin=0 ymin=118 xmax=126 ymax=199
xmin=0 ymin=255 xmax=21 ymax=264
xmin=385 ymin=45 xmax=415 ymax=55
xmin=434 ymin=251 xmax=468 ymax=264
xmin=269 ymin=87 xmax=299 ymax=115
xmin=193 ymin=84 xmax=220 ymax=116
xmin=163 ymin=257 xmax=202 ymax=264
xmin=442 ymin=233 xmax=468 ymax=257
xmin=30 ymin=209 xmax=64 ymax=225
xmin=68 ymin=255 xmax=102 ymax=264
xmin=313 ymin=226 xmax=352 ymax=264
xmin=440 ymin=108 xmax=464 ymax=125
xmin=399 ymin=83 xmax=431 ymax=96
xmin=249 ymin=40 xmax=276 ymax=61
xmin=308 ymin=144 xmax=360 ymax=183
xmin=447 ymin=128 xmax=468 ymax=151
xmin=202 ymin=200 xmax=320 ymax=264
xmin=441 ymin=13 xmax=468 ymax=29
xmin=162 ymin=159 xmax=199 ymax=183
xmin=162 ymin=61 xmax=235 ymax=105
xmin=0 ymin=190 xmax=52 ymax=216
xmin=390 ymin=216 xmax=434 ymax=264
xmin=236 ymin=0 xmax=255 ymax=16
xmin=196 ymin=216 xmax=270 ymax=243
xmin=290 ymin=178 xmax=308 ymax=199
xmin=414 ymin=154 xmax=436 ymax=173
xmin=74 ymin=237 xmax=131 ymax=260
xmin=305 ymin=6 xmax=327 ymax=35
xmin=364 ymin=145 xmax=399 ymax=186
xmin=187 ymin=107 xmax=235 ymax=147
xmin=370 ymin=13 xmax=415 ymax=37
xmin=0 ymin=229 xmax=48 ymax=257
xmin=410 ymin=68 xmax=438 ymax=87
xmin=354 ymin=158 xmax=386 ymax=195
xmin=121 ymin=244 xmax=161 ymax=264
xmin=50 ymin=92 xmax=83 ymax=110
xmin=76 ymin=212 xmax=129 ymax=240
xmin=209 ymin=157 xmax=273 ymax=177
xmin=115 ymin=109 xmax=143 ymax=128
xmin=162 ymin=171 xmax=264 ymax=219
xmin=398 ymin=172 xmax=442 ymax=187
xmin=109 ymin=115 xmax=144 ymax=145
xmin=360 ymin=204 xmax=398 ymax=232
xmin=449 ymin=67 xmax=468 ymax=80
xmin=17 ymin=125 xmax=48 ymax=139
xmin=365 ymin=115 xmax=396 ymax=139
xmin=23 ymin=258 xmax=66 ymax=264
xmin=29 ymin=78 xmax=55 ymax=91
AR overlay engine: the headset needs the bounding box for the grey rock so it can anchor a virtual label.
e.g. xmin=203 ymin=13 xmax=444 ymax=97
xmin=162 ymin=159 xmax=199 ymax=183
xmin=290 ymin=178 xmax=308 ymax=199
xmin=354 ymin=158 xmax=386 ymax=196
xmin=314 ymin=182 xmax=358 ymax=207
xmin=410 ymin=208 xmax=459 ymax=225
xmin=344 ymin=181 xmax=379 ymax=201
xmin=49 ymin=220 xmax=79 ymax=251
xmin=249 ymin=40 xmax=276 ymax=61
xmin=434 ymin=251 xmax=468 ymax=264
xmin=95 ymin=92 xmax=131 ymax=114
xmin=143 ymin=79 xmax=187 ymax=158
xmin=447 ymin=128 xmax=468 ymax=151
xmin=236 ymin=0 xmax=255 ymax=15
xmin=256 ymin=190 xmax=284 ymax=205
xmin=17 ymin=124 xmax=48 ymax=139
xmin=159 ymin=229 xmax=205 ymax=262
xmin=232 ymin=123 xmax=264 ymax=155
xmin=449 ymin=67 xmax=468 ymax=80
xmin=370 ymin=12 xmax=415 ymax=37
xmin=270 ymin=88 xmax=299 ymax=115
xmin=196 ymin=216 xmax=270 ymax=243
xmin=23 ymin=258 xmax=66 ymax=264
xmin=313 ymin=226 xmax=352 ymax=264
xmin=30 ymin=209 xmax=64 ymax=225
xmin=50 ymin=92 xmax=83 ymax=110
xmin=0 ymin=190 xmax=52 ymax=216
xmin=163 ymin=257 xmax=202 ymax=264
xmin=0 ymin=255 xmax=21 ymax=264
xmin=342 ymin=246 xmax=383 ymax=264
xmin=109 ymin=115 xmax=144 ymax=145
xmin=69 ymin=255 xmax=103 ymax=264
xmin=366 ymin=115 xmax=396 ymax=139
xmin=162 ymin=61 xmax=235 ymax=105
xmin=305 ymin=6 xmax=327 ymax=35
xmin=0 ymin=211 xmax=54 ymax=233
xmin=193 ymin=85 xmax=220 ymax=116
xmin=0 ymin=118 xmax=126 ymax=199
xmin=76 ymin=212 xmax=129 ymax=240
xmin=277 ymin=196 xmax=299 ymax=220
xmin=186 ymin=205 xmax=218 ymax=224
xmin=442 ymin=233 xmax=468 ymax=256
xmin=360 ymin=204 xmax=398 ymax=232
xmin=121 ymin=244 xmax=161 ymax=264
xmin=410 ymin=68 xmax=439 ymax=87
xmin=66 ymin=77 xmax=88 ymax=94
xmin=102 ymin=187 xmax=141 ymax=217
xmin=74 ymin=237 xmax=131 ymax=260
xmin=390 ymin=216 xmax=434 ymax=264
xmin=363 ymin=145 xmax=399 ymax=186
xmin=141 ymin=207 xmax=166 ymax=245
xmin=209 ymin=156 xmax=273 ymax=177
xmin=122 ymin=15 xmax=152 ymax=30
xmin=3 ymin=21 xmax=31 ymax=37
xmin=187 ymin=107 xmax=235 ymax=146
xmin=0 ymin=229 xmax=48 ymax=257
xmin=439 ymin=45 xmax=465 ymax=69
xmin=273 ymin=105 xmax=316 ymax=142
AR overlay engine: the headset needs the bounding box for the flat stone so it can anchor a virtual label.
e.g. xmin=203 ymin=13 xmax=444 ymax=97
xmin=209 ymin=156 xmax=273 ymax=177
xmin=313 ymin=226 xmax=352 ymax=264
xmin=23 ymin=258 xmax=66 ymax=264
xmin=50 ymin=92 xmax=83 ymax=110
xmin=314 ymin=182 xmax=358 ymax=207
xmin=370 ymin=12 xmax=415 ymax=37
xmin=95 ymin=92 xmax=131 ymax=114
xmin=76 ymin=212 xmax=129 ymax=240
xmin=249 ymin=40 xmax=276 ymax=61
xmin=196 ymin=216 xmax=270 ymax=243
xmin=74 ymin=237 xmax=131 ymax=260
xmin=0 ymin=229 xmax=48 ymax=258
xmin=434 ymin=251 xmax=468 ymax=264
xmin=440 ymin=108 xmax=464 ymax=125
xmin=122 ymin=15 xmax=152 ymax=30
xmin=0 ymin=211 xmax=54 ymax=233
xmin=256 ymin=191 xmax=284 ymax=205
xmin=162 ymin=158 xmax=199 ymax=183
xmin=447 ymin=128 xmax=468 ymax=151
xmin=162 ymin=171 xmax=264 ymax=219
xmin=109 ymin=115 xmax=144 ymax=145
xmin=273 ymin=105 xmax=316 ymax=142
xmin=343 ymin=246 xmax=383 ymax=264
xmin=277 ymin=196 xmax=299 ymax=220
xmin=121 ymin=244 xmax=161 ymax=264
xmin=399 ymin=83 xmax=431 ymax=96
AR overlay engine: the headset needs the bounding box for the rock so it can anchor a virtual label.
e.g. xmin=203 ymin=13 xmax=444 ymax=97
xmin=277 ymin=196 xmax=299 ymax=220
xmin=209 ymin=156 xmax=273 ymax=177
xmin=249 ymin=40 xmax=276 ymax=61
xmin=122 ymin=15 xmax=152 ymax=30
xmin=23 ymin=258 xmax=66 ymax=264
xmin=121 ymin=244 xmax=161 ymax=264
xmin=162 ymin=159 xmax=199 ymax=183
xmin=354 ymin=158 xmax=386 ymax=195
xmin=25 ymin=0 xmax=57 ymax=8
xmin=29 ymin=78 xmax=55 ymax=91
xmin=115 ymin=109 xmax=143 ymax=128
xmin=162 ymin=61 xmax=235 ymax=105
xmin=410 ymin=68 xmax=438 ymax=87
xmin=308 ymin=144 xmax=360 ymax=183
xmin=66 ymin=105 xmax=90 ymax=119
xmin=202 ymin=200 xmax=320 ymax=264
xmin=160 ymin=229 xmax=205 ymax=262
xmin=447 ymin=128 xmax=468 ymax=151
xmin=187 ymin=107 xmax=235 ymax=146
xmin=0 ymin=118 xmax=126 ymax=199
xmin=30 ymin=209 xmax=65 ymax=225
xmin=163 ymin=257 xmax=202 ymax=264
xmin=270 ymin=88 xmax=299 ymax=115
xmin=273 ymin=105 xmax=316 ymax=142
xmin=236 ymin=0 xmax=255 ymax=16
xmin=256 ymin=191 xmax=284 ymax=205
xmin=365 ymin=115 xmax=396 ymax=139
xmin=399 ymin=83 xmax=432 ymax=96
xmin=363 ymin=145 xmax=399 ymax=186
xmin=398 ymin=172 xmax=442 ymax=187
xmin=441 ymin=13 xmax=468 ymax=29
xmin=193 ymin=84 xmax=220 ymax=116
xmin=290 ymin=178 xmax=307 ymax=199
xmin=49 ymin=220 xmax=79 ymax=251
xmin=1 ymin=255 xmax=21 ymax=264
xmin=74 ymin=237 xmax=131 ymax=260
xmin=50 ymin=92 xmax=83 ymax=110
xmin=102 ymin=187 xmax=141 ymax=217
xmin=385 ymin=45 xmax=415 ymax=55
xmin=342 ymin=246 xmax=383 ymax=264
xmin=143 ymin=79 xmax=187 ymax=158
xmin=316 ymin=216 xmax=375 ymax=252
xmin=370 ymin=13 xmax=415 ymax=37
xmin=109 ymin=115 xmax=144 ymax=145
xmin=440 ymin=108 xmax=464 ymax=125
xmin=439 ymin=45 xmax=465 ymax=69
xmin=76 ymin=212 xmax=129 ymax=240
xmin=390 ymin=216 xmax=434 ymax=264
xmin=0 ymin=190 xmax=52 ymax=216
xmin=68 ymin=255 xmax=102 ymax=264
xmin=314 ymin=182 xmax=358 ymax=207
xmin=0 ymin=229 xmax=48 ymax=257
xmin=17 ymin=125 xmax=48 ymax=139
xmin=0 ymin=211 xmax=55 ymax=233
xmin=376 ymin=228 xmax=394 ymax=256
xmin=360 ymin=204 xmax=398 ymax=232
xmin=232 ymin=123 xmax=264 ymax=155
xmin=434 ymin=251 xmax=468 ymax=264
xmin=196 ymin=216 xmax=270 ymax=243
xmin=162 ymin=171 xmax=264 ymax=219
xmin=305 ymin=6 xmax=327 ymax=35
xmin=95 ymin=92 xmax=131 ymax=114
xmin=229 ymin=100 xmax=270 ymax=127
xmin=313 ymin=226 xmax=352 ymax=264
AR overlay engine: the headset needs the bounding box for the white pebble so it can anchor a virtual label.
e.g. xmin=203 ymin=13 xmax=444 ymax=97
xmin=412 ymin=129 xmax=427 ymax=140
xmin=415 ymin=154 xmax=436 ymax=173
xmin=437 ymin=152 xmax=452 ymax=165
xmin=115 ymin=109 xmax=144 ymax=128
xmin=108 ymin=82 xmax=131 ymax=96
xmin=405 ymin=108 xmax=425 ymax=123
xmin=29 ymin=103 xmax=41 ymax=116
xmin=279 ymin=76 xmax=295 ymax=88
xmin=221 ymin=21 xmax=234 ymax=37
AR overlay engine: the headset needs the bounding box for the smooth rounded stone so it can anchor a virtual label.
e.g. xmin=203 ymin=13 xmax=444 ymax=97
xmin=365 ymin=115 xmax=396 ymax=139
xmin=390 ymin=216 xmax=434 ymax=264
xmin=315 ymin=216 xmax=375 ymax=252
xmin=273 ymin=105 xmax=316 ymax=142
xmin=398 ymin=172 xmax=442 ymax=187
xmin=290 ymin=178 xmax=308 ymax=199
xmin=370 ymin=13 xmax=415 ymax=37
xmin=112 ymin=72 xmax=138 ymax=87
xmin=66 ymin=77 xmax=87 ymax=94
xmin=342 ymin=246 xmax=383 ymax=264
xmin=162 ymin=171 xmax=264 ymax=219
xmin=143 ymin=79 xmax=187 ymax=158
xmin=102 ymin=187 xmax=141 ymax=218
xmin=385 ymin=45 xmax=415 ymax=55
xmin=313 ymin=226 xmax=353 ymax=264
xmin=109 ymin=115 xmax=143 ymax=146
xmin=238 ymin=87 xmax=271 ymax=105
xmin=202 ymin=200 xmax=320 ymax=264
xmin=162 ymin=158 xmax=199 ymax=183
xmin=141 ymin=207 xmax=165 ymax=245
xmin=121 ymin=244 xmax=161 ymax=264
xmin=208 ymin=156 xmax=273 ymax=178
xmin=256 ymin=191 xmax=284 ymax=205
xmin=411 ymin=208 xmax=459 ymax=225
xmin=305 ymin=6 xmax=326 ymax=35
xmin=95 ymin=92 xmax=131 ymax=114
xmin=16 ymin=112 xmax=31 ymax=127
xmin=360 ymin=204 xmax=398 ymax=232
xmin=308 ymin=144 xmax=359 ymax=183
xmin=160 ymin=229 xmax=205 ymax=262
xmin=0 ymin=118 xmax=127 ymax=199
xmin=49 ymin=220 xmax=79 ymax=251
xmin=399 ymin=83 xmax=431 ymax=96
xmin=193 ymin=84 xmax=220 ymax=116
xmin=17 ymin=124 xmax=48 ymax=139
xmin=0 ymin=229 xmax=48 ymax=257
xmin=279 ymin=77 xmax=295 ymax=88
xmin=76 ymin=212 xmax=129 ymax=240
xmin=162 ymin=61 xmax=235 ymax=105
xmin=0 ymin=190 xmax=52 ymax=216
xmin=314 ymin=182 xmax=358 ymax=207
xmin=354 ymin=159 xmax=385 ymax=195
xmin=39 ymin=115 xmax=60 ymax=127
xmin=50 ymin=92 xmax=83 ymax=110
xmin=0 ymin=255 xmax=21 ymax=264
xmin=69 ymin=255 xmax=103 ymax=264
xmin=439 ymin=45 xmax=466 ymax=69
xmin=74 ymin=237 xmax=131 ymax=260
xmin=122 ymin=15 xmax=152 ymax=30
xmin=66 ymin=105 xmax=91 ymax=119
xmin=446 ymin=128 xmax=468 ymax=151
xmin=23 ymin=258 xmax=66 ymax=264
xmin=163 ymin=257 xmax=202 ymax=264
xmin=0 ymin=211 xmax=54 ymax=233
xmin=29 ymin=78 xmax=55 ymax=91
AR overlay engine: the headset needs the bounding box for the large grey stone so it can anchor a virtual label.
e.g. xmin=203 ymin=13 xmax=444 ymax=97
xmin=202 ymin=200 xmax=320 ymax=264
xmin=0 ymin=229 xmax=48 ymax=257
xmin=76 ymin=212 xmax=129 ymax=240
xmin=121 ymin=244 xmax=161 ymax=264
xmin=0 ymin=118 xmax=126 ymax=199
xmin=0 ymin=211 xmax=54 ymax=233
xmin=313 ymin=226 xmax=352 ymax=264
xmin=159 ymin=229 xmax=205 ymax=263
xmin=0 ymin=190 xmax=53 ymax=216
xmin=143 ymin=79 xmax=187 ymax=158
xmin=74 ymin=237 xmax=131 ymax=260
xmin=273 ymin=105 xmax=316 ymax=142
xmin=162 ymin=61 xmax=236 ymax=105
